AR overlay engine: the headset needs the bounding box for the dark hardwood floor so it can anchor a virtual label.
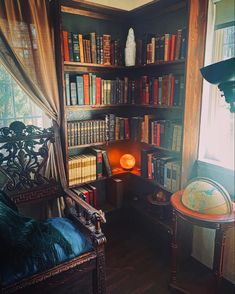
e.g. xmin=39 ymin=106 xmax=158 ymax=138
xmin=104 ymin=209 xmax=235 ymax=294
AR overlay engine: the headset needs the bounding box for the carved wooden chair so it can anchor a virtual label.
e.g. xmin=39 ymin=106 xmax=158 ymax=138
xmin=0 ymin=121 xmax=106 ymax=294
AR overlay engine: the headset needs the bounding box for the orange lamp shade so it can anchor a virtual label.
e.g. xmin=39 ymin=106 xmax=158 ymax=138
xmin=120 ymin=154 xmax=136 ymax=170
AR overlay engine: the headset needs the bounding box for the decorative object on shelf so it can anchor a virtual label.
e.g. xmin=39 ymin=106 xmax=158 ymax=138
xmin=120 ymin=153 xmax=136 ymax=170
xmin=200 ymin=57 xmax=235 ymax=112
xmin=125 ymin=28 xmax=136 ymax=66
xmin=181 ymin=177 xmax=234 ymax=215
xmin=170 ymin=177 xmax=235 ymax=294
xmin=147 ymin=190 xmax=168 ymax=205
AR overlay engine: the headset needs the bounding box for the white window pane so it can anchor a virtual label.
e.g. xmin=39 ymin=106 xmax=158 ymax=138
xmin=0 ymin=63 xmax=50 ymax=128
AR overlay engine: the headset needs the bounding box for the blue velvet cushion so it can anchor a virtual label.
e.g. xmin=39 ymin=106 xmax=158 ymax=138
xmin=1 ymin=217 xmax=93 ymax=286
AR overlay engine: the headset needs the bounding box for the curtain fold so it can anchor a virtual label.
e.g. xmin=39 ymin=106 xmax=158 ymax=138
xmin=0 ymin=0 xmax=59 ymax=122
xmin=0 ymin=0 xmax=66 ymax=218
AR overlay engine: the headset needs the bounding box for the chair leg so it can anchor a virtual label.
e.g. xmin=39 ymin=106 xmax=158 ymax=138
xmin=93 ymin=244 xmax=106 ymax=294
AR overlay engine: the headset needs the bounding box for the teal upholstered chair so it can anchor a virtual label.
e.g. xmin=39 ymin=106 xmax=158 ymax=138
xmin=0 ymin=121 xmax=106 ymax=294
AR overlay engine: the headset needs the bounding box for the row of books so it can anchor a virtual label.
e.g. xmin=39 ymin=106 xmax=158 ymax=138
xmin=130 ymin=116 xmax=182 ymax=151
xmin=136 ymin=28 xmax=186 ymax=65
xmin=68 ymin=115 xmax=182 ymax=151
xmin=67 ymin=114 xmax=130 ymax=147
xmin=62 ymin=31 xmax=122 ymax=65
xmin=136 ymin=74 xmax=184 ymax=106
xmin=105 ymin=114 xmax=130 ymax=141
xmin=68 ymin=148 xmax=112 ymax=186
xmin=65 ymin=73 xmax=184 ymax=107
xmin=68 ymin=154 xmax=97 ymax=186
xmin=141 ymin=149 xmax=181 ymax=192
xmin=72 ymin=184 xmax=97 ymax=208
xmin=67 ymin=120 xmax=106 ymax=146
xmin=65 ymin=73 xmax=130 ymax=106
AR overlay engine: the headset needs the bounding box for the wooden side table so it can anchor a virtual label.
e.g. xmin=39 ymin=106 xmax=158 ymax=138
xmin=170 ymin=190 xmax=235 ymax=294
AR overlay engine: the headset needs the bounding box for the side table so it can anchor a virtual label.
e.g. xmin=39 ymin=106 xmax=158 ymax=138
xmin=170 ymin=190 xmax=235 ymax=294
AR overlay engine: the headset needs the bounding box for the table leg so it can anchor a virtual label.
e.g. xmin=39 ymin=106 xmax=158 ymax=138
xmin=213 ymin=225 xmax=226 ymax=294
xmin=170 ymin=208 xmax=178 ymax=285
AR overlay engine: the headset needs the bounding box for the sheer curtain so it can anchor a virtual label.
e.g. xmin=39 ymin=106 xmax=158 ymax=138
xmin=0 ymin=0 xmax=66 ymax=218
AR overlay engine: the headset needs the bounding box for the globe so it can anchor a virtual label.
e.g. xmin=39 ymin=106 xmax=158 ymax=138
xmin=120 ymin=154 xmax=135 ymax=170
xmin=181 ymin=178 xmax=233 ymax=215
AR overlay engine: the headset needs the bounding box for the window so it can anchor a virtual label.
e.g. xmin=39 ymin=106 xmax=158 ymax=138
xmin=198 ymin=1 xmax=235 ymax=171
xmin=0 ymin=63 xmax=49 ymax=128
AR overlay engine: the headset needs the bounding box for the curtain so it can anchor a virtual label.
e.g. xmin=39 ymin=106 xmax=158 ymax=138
xmin=0 ymin=0 xmax=66 ymax=218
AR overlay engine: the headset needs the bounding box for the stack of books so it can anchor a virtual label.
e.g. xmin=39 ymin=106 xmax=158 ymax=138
xmin=72 ymin=184 xmax=97 ymax=208
xmin=136 ymin=28 xmax=187 ymax=65
xmin=141 ymin=149 xmax=181 ymax=192
xmin=65 ymin=74 xmax=130 ymax=106
xmin=62 ymin=31 xmax=123 ymax=65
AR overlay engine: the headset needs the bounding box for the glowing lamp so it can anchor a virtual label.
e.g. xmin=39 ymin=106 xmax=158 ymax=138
xmin=120 ymin=154 xmax=135 ymax=170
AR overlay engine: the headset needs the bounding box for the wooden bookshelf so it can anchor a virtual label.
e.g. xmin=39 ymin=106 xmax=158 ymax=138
xmin=52 ymin=0 xmax=207 ymax=232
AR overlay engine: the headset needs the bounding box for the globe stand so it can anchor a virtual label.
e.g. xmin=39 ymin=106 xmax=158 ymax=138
xmin=169 ymin=190 xmax=234 ymax=294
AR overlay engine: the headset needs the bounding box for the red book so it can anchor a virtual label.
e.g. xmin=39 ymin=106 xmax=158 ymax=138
xmin=170 ymin=75 xmax=175 ymax=106
xmin=62 ymin=31 xmax=70 ymax=61
xmin=79 ymin=187 xmax=90 ymax=204
xmin=141 ymin=76 xmax=148 ymax=104
xmin=170 ymin=34 xmax=176 ymax=61
xmin=87 ymin=184 xmax=97 ymax=208
xmin=139 ymin=78 xmax=143 ymax=104
xmin=96 ymin=77 xmax=101 ymax=105
xmin=153 ymin=78 xmax=159 ymax=105
xmin=124 ymin=118 xmax=130 ymax=139
xmin=83 ymin=74 xmax=90 ymax=105
xmin=147 ymin=153 xmax=153 ymax=179
xmin=162 ymin=75 xmax=168 ymax=105
xmin=145 ymin=83 xmax=150 ymax=104
xmin=167 ymin=35 xmax=171 ymax=61
xmin=175 ymin=29 xmax=182 ymax=60
xmin=156 ymin=121 xmax=161 ymax=146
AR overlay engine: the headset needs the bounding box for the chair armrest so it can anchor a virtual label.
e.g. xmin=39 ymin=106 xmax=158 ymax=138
xmin=64 ymin=188 xmax=106 ymax=244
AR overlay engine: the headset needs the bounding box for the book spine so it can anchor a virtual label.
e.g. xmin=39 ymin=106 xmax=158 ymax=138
xmin=72 ymin=33 xmax=80 ymax=62
xmin=175 ymin=29 xmax=182 ymax=60
xmin=65 ymin=73 xmax=70 ymax=105
xmin=103 ymin=34 xmax=111 ymax=65
xmin=96 ymin=77 xmax=101 ymax=105
xmin=62 ymin=31 xmax=70 ymax=61
xmin=70 ymin=82 xmax=77 ymax=105
xmin=90 ymin=32 xmax=97 ymax=64
xmin=83 ymin=74 xmax=90 ymax=105
xmin=76 ymin=76 xmax=84 ymax=105
xmin=78 ymin=34 xmax=84 ymax=63
xmin=102 ymin=150 xmax=112 ymax=177
xmin=68 ymin=32 xmax=74 ymax=62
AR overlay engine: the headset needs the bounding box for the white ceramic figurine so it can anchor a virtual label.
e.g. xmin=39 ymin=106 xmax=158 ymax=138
xmin=125 ymin=28 xmax=136 ymax=66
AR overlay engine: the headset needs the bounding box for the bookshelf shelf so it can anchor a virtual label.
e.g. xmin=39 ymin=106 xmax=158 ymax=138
xmin=65 ymin=104 xmax=183 ymax=111
xmin=64 ymin=59 xmax=185 ymax=72
xmin=68 ymin=142 xmax=105 ymax=149
xmin=131 ymin=172 xmax=175 ymax=194
xmin=69 ymin=176 xmax=108 ymax=189
xmin=65 ymin=104 xmax=134 ymax=110
xmin=68 ymin=139 xmax=130 ymax=150
xmin=141 ymin=142 xmax=182 ymax=155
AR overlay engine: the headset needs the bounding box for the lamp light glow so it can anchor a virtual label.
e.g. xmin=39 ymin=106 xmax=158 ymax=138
xmin=120 ymin=154 xmax=136 ymax=170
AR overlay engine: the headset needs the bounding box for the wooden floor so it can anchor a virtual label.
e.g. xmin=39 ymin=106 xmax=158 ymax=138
xmin=105 ymin=222 xmax=172 ymax=294
xmin=104 ymin=212 xmax=235 ymax=294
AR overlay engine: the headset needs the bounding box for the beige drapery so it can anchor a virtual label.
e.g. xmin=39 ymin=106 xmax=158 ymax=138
xmin=0 ymin=0 xmax=66 ymax=218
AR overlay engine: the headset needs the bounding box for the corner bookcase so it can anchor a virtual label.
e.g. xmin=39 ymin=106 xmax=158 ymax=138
xmin=51 ymin=0 xmax=208 ymax=228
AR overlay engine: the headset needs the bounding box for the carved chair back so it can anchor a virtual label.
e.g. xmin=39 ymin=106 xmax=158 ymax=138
xmin=0 ymin=121 xmax=62 ymax=205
